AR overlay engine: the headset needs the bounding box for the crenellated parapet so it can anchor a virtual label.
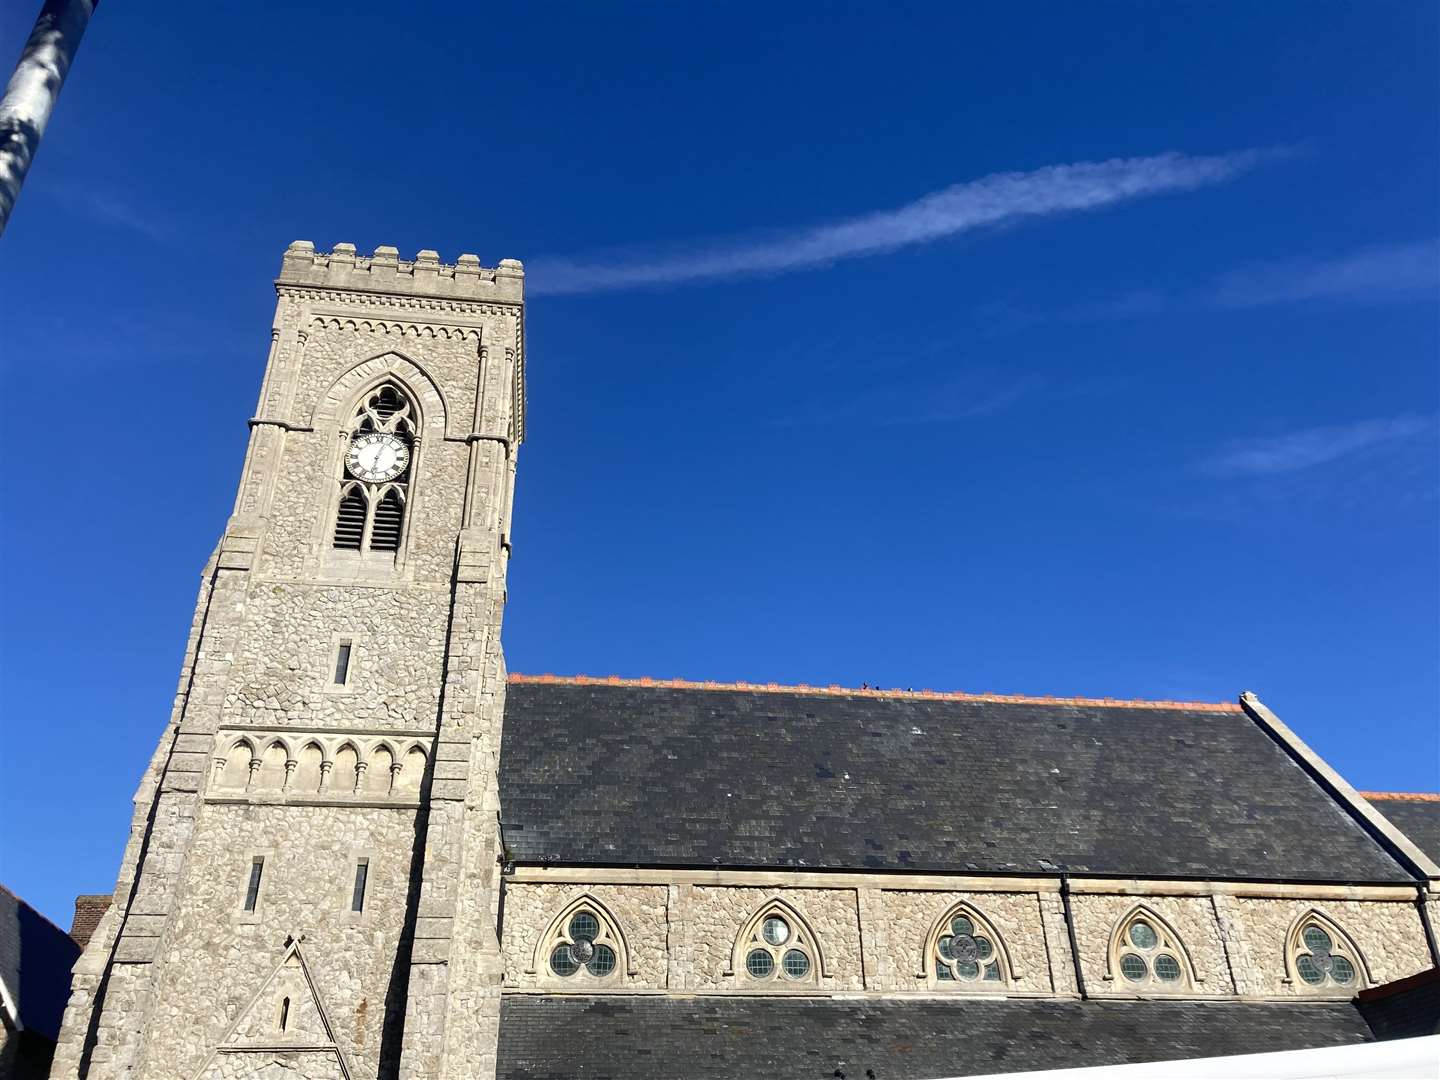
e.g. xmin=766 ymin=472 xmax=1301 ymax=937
xmin=278 ymin=240 xmax=524 ymax=304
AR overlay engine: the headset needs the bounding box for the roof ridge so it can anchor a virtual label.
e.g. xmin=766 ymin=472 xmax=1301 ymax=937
xmin=1360 ymin=791 xmax=1440 ymax=802
xmin=506 ymin=673 xmax=1243 ymax=712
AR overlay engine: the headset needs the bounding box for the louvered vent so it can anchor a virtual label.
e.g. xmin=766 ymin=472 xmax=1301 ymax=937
xmin=369 ymin=490 xmax=405 ymax=551
xmin=372 ymin=386 xmax=404 ymax=422
xmin=333 ymin=488 xmax=367 ymax=549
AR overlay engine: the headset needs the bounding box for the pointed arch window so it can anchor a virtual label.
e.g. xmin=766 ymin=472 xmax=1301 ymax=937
xmin=734 ymin=900 xmax=820 ymax=986
xmin=538 ymin=899 xmax=627 ymax=984
xmin=927 ymin=903 xmax=1011 ymax=987
xmin=1107 ymin=907 xmax=1193 ymax=992
xmin=1287 ymin=912 xmax=1365 ymax=990
xmin=331 ymin=382 xmax=417 ymax=555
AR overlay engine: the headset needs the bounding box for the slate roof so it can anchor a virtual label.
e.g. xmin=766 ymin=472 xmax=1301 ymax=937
xmin=1356 ymin=968 xmax=1440 ymax=1041
xmin=1363 ymin=793 xmax=1440 ymax=867
xmin=499 ymin=679 xmax=1412 ymax=882
xmin=0 ymin=883 xmax=80 ymax=1041
xmin=496 ymin=996 xmax=1377 ymax=1079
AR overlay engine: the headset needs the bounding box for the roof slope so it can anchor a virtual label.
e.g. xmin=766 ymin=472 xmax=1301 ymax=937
xmin=1363 ymin=794 xmax=1440 ymax=867
xmin=496 ymin=996 xmax=1375 ymax=1079
xmin=0 ymin=883 xmax=80 ymax=1041
xmin=499 ymin=680 xmax=1409 ymax=881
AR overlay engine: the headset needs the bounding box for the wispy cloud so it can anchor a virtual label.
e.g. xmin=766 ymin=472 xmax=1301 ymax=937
xmin=777 ymin=368 xmax=1047 ymax=428
xmin=531 ymin=148 xmax=1284 ymax=295
xmin=1211 ymin=240 xmax=1439 ymax=308
xmin=44 ymin=181 xmax=171 ymax=241
xmin=1093 ymin=239 xmax=1438 ymax=318
xmin=1201 ymin=415 xmax=1436 ymax=476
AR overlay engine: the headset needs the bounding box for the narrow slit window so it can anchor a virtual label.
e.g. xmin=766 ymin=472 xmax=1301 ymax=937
xmin=333 ymin=641 xmax=352 ymax=685
xmin=278 ymin=997 xmax=290 ymax=1033
xmin=243 ymin=857 xmax=264 ymax=913
xmin=351 ymin=857 xmax=369 ymax=913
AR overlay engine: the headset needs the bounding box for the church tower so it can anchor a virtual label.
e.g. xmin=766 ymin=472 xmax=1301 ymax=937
xmin=50 ymin=243 xmax=525 ymax=1079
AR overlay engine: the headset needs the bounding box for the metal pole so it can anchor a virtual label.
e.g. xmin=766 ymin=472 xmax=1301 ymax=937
xmin=0 ymin=0 xmax=99 ymax=237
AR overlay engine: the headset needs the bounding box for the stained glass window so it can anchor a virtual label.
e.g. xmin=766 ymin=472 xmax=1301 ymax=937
xmin=931 ymin=906 xmax=1008 ymax=988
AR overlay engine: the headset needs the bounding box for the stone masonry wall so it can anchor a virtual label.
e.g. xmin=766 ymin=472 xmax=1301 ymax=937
xmin=498 ymin=879 xmax=1437 ymax=1003
xmin=501 ymin=884 xmax=669 ymax=990
xmin=257 ymin=319 xmax=486 ymax=585
xmin=1069 ymin=894 xmax=1235 ymax=995
xmin=872 ymin=890 xmax=1052 ymax=993
xmin=687 ymin=888 xmax=864 ymax=992
xmin=135 ymin=802 xmax=421 ymax=1079
xmin=221 ymin=583 xmax=450 ymax=732
xmin=1229 ymin=898 xmax=1431 ymax=996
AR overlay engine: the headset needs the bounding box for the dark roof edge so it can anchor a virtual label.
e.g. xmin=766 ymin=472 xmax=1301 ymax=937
xmin=1239 ymin=693 xmax=1440 ymax=886
xmin=1356 ymin=966 xmax=1440 ymax=1002
xmin=503 ymin=860 xmax=1417 ymax=888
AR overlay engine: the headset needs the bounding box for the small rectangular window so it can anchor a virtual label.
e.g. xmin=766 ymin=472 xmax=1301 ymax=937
xmin=333 ymin=641 xmax=353 ymax=685
xmin=350 ymin=858 xmax=369 ymax=913
xmin=243 ymin=857 xmax=265 ymax=913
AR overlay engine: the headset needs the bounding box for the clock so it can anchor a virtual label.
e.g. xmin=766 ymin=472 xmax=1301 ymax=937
xmin=346 ymin=432 xmax=410 ymax=483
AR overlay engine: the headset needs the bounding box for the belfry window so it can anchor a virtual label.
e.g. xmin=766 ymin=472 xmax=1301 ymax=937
xmin=332 ymin=383 xmax=416 ymax=555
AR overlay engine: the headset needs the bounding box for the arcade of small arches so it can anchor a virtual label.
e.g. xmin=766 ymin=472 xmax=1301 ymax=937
xmin=211 ymin=732 xmax=428 ymax=797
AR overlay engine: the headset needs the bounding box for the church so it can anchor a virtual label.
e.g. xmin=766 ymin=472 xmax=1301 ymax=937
xmin=46 ymin=244 xmax=1440 ymax=1079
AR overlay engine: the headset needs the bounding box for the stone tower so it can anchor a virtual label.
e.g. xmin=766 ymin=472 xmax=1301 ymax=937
xmin=50 ymin=243 xmax=525 ymax=1079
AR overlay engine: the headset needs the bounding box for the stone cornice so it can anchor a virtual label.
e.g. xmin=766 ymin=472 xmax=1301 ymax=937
xmin=506 ymin=865 xmax=1422 ymax=900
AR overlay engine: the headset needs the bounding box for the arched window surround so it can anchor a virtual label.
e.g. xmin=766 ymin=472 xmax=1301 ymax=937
xmin=324 ymin=378 xmax=422 ymax=564
xmin=728 ymin=896 xmax=828 ymax=987
xmin=1283 ymin=909 xmax=1371 ymax=992
xmin=310 ymin=353 xmax=447 ymax=573
xmin=530 ymin=894 xmax=633 ymax=985
xmin=1103 ymin=904 xmax=1199 ymax=994
xmin=921 ymin=901 xmax=1015 ymax=989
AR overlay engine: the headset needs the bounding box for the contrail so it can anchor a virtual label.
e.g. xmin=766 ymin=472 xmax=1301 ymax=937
xmin=530 ymin=148 xmax=1287 ymax=295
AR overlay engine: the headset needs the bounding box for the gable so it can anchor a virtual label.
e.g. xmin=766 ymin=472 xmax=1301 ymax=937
xmin=192 ymin=937 xmax=352 ymax=1080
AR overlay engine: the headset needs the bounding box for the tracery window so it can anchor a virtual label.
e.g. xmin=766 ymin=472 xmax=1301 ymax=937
xmin=1287 ymin=912 xmax=1364 ymax=990
xmin=929 ymin=904 xmax=1010 ymax=987
xmin=1107 ymin=907 xmax=1192 ymax=991
xmin=736 ymin=901 xmax=818 ymax=985
xmin=332 ymin=383 xmax=416 ymax=555
xmin=542 ymin=902 xmax=623 ymax=983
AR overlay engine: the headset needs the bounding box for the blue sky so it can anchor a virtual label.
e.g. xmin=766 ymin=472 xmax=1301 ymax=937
xmin=1 ymin=2 xmax=1436 ymax=925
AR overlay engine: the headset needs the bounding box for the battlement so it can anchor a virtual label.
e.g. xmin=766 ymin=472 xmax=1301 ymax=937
xmin=276 ymin=241 xmax=524 ymax=303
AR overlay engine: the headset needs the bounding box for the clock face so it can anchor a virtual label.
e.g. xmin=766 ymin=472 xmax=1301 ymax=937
xmin=346 ymin=432 xmax=410 ymax=483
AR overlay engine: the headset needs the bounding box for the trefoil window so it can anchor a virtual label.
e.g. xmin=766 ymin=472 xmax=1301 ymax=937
xmin=1288 ymin=913 xmax=1364 ymax=990
xmin=547 ymin=907 xmax=620 ymax=980
xmin=1108 ymin=908 xmax=1192 ymax=991
xmin=737 ymin=902 xmax=818 ymax=985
